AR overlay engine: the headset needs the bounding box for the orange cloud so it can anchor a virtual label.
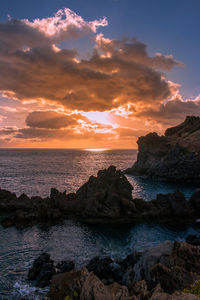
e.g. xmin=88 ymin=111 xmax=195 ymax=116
xmin=0 ymin=8 xmax=194 ymax=149
xmin=0 ymin=10 xmax=181 ymax=113
xmin=26 ymin=110 xmax=79 ymax=129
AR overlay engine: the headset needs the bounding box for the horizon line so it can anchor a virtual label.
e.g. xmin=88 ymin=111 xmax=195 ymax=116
xmin=0 ymin=147 xmax=137 ymax=150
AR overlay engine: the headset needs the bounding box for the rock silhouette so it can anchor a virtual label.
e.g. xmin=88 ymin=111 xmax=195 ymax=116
xmin=126 ymin=116 xmax=200 ymax=182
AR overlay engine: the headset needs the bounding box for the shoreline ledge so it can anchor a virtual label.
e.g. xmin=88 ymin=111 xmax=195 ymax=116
xmin=0 ymin=165 xmax=200 ymax=228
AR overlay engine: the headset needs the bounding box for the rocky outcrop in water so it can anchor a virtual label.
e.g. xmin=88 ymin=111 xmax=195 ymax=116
xmin=126 ymin=116 xmax=200 ymax=182
xmin=1 ymin=165 xmax=200 ymax=228
xmin=28 ymin=241 xmax=200 ymax=299
xmin=27 ymin=252 xmax=74 ymax=288
xmin=0 ymin=166 xmax=136 ymax=227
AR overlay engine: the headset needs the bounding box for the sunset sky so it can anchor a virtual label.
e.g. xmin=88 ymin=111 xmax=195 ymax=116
xmin=0 ymin=0 xmax=200 ymax=148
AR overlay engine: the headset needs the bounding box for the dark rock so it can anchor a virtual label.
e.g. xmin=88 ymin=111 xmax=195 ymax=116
xmin=134 ymin=240 xmax=200 ymax=293
xmin=129 ymin=280 xmax=149 ymax=299
xmin=86 ymin=256 xmax=116 ymax=283
xmin=126 ymin=116 xmax=200 ymax=182
xmin=72 ymin=165 xmax=136 ymax=222
xmin=28 ymin=252 xmax=55 ymax=287
xmin=152 ymin=191 xmax=188 ymax=216
xmin=189 ymin=189 xmax=200 ymax=215
xmin=35 ymin=262 xmax=55 ymax=288
xmin=0 ymin=165 xmax=199 ymax=229
xmin=28 ymin=241 xmax=200 ymax=299
xmin=186 ymin=234 xmax=200 ymax=246
xmin=56 ymin=260 xmax=75 ymax=273
xmin=48 ymin=268 xmax=130 ymax=300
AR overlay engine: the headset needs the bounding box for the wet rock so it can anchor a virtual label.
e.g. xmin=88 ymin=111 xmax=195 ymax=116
xmin=126 ymin=116 xmax=200 ymax=182
xmin=116 ymin=252 xmax=141 ymax=287
xmin=0 ymin=189 xmax=18 ymax=211
xmin=86 ymin=256 xmax=116 ymax=283
xmin=189 ymin=189 xmax=200 ymax=215
xmin=133 ymin=241 xmax=174 ymax=282
xmin=28 ymin=252 xmax=55 ymax=288
xmin=56 ymin=260 xmax=75 ymax=273
xmin=186 ymin=234 xmax=200 ymax=246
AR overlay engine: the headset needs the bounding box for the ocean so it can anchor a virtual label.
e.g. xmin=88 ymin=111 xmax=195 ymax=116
xmin=0 ymin=148 xmax=199 ymax=299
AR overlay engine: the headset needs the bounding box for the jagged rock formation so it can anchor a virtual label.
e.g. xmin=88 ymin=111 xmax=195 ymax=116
xmin=0 ymin=166 xmax=137 ymax=227
xmin=126 ymin=116 xmax=200 ymax=182
xmin=28 ymin=241 xmax=200 ymax=299
xmin=1 ymin=165 xmax=200 ymax=227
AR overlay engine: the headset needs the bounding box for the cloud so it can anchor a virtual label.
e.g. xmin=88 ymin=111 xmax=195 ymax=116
xmin=0 ymin=10 xmax=181 ymax=113
xmin=0 ymin=9 xmax=107 ymax=52
xmin=24 ymin=8 xmax=107 ymax=42
xmin=95 ymin=34 xmax=182 ymax=71
xmin=134 ymin=95 xmax=200 ymax=126
xmin=116 ymin=127 xmax=149 ymax=138
xmin=26 ymin=110 xmax=79 ymax=129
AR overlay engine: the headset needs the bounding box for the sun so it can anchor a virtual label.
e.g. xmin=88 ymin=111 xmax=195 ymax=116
xmin=82 ymin=111 xmax=113 ymax=126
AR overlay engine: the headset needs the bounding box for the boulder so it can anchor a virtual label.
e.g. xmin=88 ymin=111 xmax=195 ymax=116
xmin=151 ymin=191 xmax=189 ymax=217
xmin=48 ymin=268 xmax=89 ymax=300
xmin=80 ymin=273 xmax=129 ymax=300
xmin=56 ymin=260 xmax=75 ymax=273
xmin=28 ymin=252 xmax=55 ymax=288
xmin=186 ymin=234 xmax=200 ymax=246
xmin=134 ymin=241 xmax=200 ymax=293
xmin=149 ymin=284 xmax=200 ymax=300
xmin=189 ymin=189 xmax=200 ymax=215
xmin=86 ymin=256 xmax=117 ymax=283
xmin=48 ymin=268 xmax=130 ymax=300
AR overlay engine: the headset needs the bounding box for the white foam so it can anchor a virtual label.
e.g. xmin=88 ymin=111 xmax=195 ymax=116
xmin=13 ymin=281 xmax=48 ymax=300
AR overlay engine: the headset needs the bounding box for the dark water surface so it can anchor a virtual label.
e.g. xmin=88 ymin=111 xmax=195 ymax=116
xmin=0 ymin=149 xmax=199 ymax=299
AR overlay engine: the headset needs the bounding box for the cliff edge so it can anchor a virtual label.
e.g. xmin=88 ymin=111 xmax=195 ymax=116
xmin=126 ymin=116 xmax=200 ymax=182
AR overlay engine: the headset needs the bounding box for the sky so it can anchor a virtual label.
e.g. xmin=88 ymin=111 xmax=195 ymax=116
xmin=0 ymin=0 xmax=200 ymax=148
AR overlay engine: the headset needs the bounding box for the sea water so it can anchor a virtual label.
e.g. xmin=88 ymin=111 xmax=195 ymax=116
xmin=0 ymin=148 xmax=199 ymax=299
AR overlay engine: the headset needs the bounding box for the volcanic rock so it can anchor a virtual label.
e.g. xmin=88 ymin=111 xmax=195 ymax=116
xmin=126 ymin=116 xmax=200 ymax=182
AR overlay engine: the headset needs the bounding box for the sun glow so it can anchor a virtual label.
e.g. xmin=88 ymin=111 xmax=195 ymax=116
xmin=83 ymin=111 xmax=113 ymax=125
xmin=84 ymin=148 xmax=109 ymax=152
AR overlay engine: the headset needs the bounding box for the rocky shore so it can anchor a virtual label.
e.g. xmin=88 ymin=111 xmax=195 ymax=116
xmin=0 ymin=165 xmax=200 ymax=228
xmin=126 ymin=116 xmax=200 ymax=182
xmin=25 ymin=239 xmax=200 ymax=300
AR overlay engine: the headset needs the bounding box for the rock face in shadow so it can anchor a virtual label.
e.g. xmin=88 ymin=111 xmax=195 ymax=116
xmin=133 ymin=241 xmax=200 ymax=293
xmin=0 ymin=166 xmax=137 ymax=227
xmin=126 ymin=116 xmax=200 ymax=182
xmin=72 ymin=165 xmax=136 ymax=222
xmin=1 ymin=165 xmax=200 ymax=228
xmin=0 ymin=166 xmax=200 ymax=228
xmin=27 ymin=252 xmax=74 ymax=288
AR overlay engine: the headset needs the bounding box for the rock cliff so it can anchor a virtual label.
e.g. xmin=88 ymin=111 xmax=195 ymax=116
xmin=126 ymin=116 xmax=200 ymax=182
